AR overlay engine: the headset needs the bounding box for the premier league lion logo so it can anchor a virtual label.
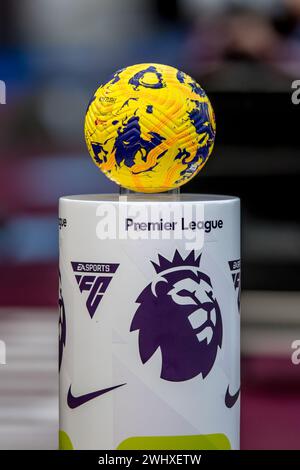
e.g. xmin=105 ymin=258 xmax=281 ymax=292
xmin=130 ymin=251 xmax=222 ymax=382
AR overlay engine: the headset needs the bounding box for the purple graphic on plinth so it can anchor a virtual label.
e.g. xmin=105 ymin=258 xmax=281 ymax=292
xmin=131 ymin=250 xmax=222 ymax=382
xmin=72 ymin=262 xmax=119 ymax=318
xmin=228 ymin=259 xmax=241 ymax=313
xmin=225 ymin=386 xmax=240 ymax=408
xmin=59 ymin=271 xmax=66 ymax=371
xmin=67 ymin=383 xmax=126 ymax=409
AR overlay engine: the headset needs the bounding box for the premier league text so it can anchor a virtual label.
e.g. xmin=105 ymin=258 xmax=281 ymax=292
xmin=96 ymin=202 xmax=223 ymax=250
xmin=126 ymin=217 xmax=223 ymax=233
xmin=59 ymin=217 xmax=67 ymax=230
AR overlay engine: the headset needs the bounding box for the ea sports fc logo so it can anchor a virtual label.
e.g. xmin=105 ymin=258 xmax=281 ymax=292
xmin=71 ymin=262 xmax=119 ymax=318
xmin=131 ymin=250 xmax=222 ymax=382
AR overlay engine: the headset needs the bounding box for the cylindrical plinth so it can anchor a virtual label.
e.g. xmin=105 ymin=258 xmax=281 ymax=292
xmin=59 ymin=194 xmax=240 ymax=450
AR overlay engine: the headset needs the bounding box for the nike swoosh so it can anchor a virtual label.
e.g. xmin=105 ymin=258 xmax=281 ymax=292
xmin=225 ymin=386 xmax=240 ymax=408
xmin=67 ymin=383 xmax=126 ymax=409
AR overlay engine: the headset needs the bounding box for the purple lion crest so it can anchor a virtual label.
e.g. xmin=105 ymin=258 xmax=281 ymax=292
xmin=130 ymin=250 xmax=222 ymax=382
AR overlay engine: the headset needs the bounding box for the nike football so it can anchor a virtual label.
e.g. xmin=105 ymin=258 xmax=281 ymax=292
xmin=84 ymin=63 xmax=216 ymax=193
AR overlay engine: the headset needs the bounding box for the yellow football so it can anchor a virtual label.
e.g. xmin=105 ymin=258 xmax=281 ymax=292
xmin=84 ymin=63 xmax=216 ymax=193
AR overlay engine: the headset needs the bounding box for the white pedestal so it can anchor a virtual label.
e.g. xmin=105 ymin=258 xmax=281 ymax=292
xmin=59 ymin=194 xmax=240 ymax=450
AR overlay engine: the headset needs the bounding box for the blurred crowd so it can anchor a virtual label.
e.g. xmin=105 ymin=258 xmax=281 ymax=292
xmin=0 ymin=1 xmax=300 ymax=450
xmin=185 ymin=0 xmax=300 ymax=88
xmin=0 ymin=0 xmax=299 ymax=285
xmin=1 ymin=0 xmax=300 ymax=150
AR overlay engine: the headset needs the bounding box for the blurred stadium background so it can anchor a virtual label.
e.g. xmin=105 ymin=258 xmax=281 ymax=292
xmin=0 ymin=0 xmax=300 ymax=449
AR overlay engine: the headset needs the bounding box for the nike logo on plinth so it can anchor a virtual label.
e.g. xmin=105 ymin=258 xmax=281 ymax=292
xmin=67 ymin=383 xmax=126 ymax=409
xmin=225 ymin=386 xmax=240 ymax=408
